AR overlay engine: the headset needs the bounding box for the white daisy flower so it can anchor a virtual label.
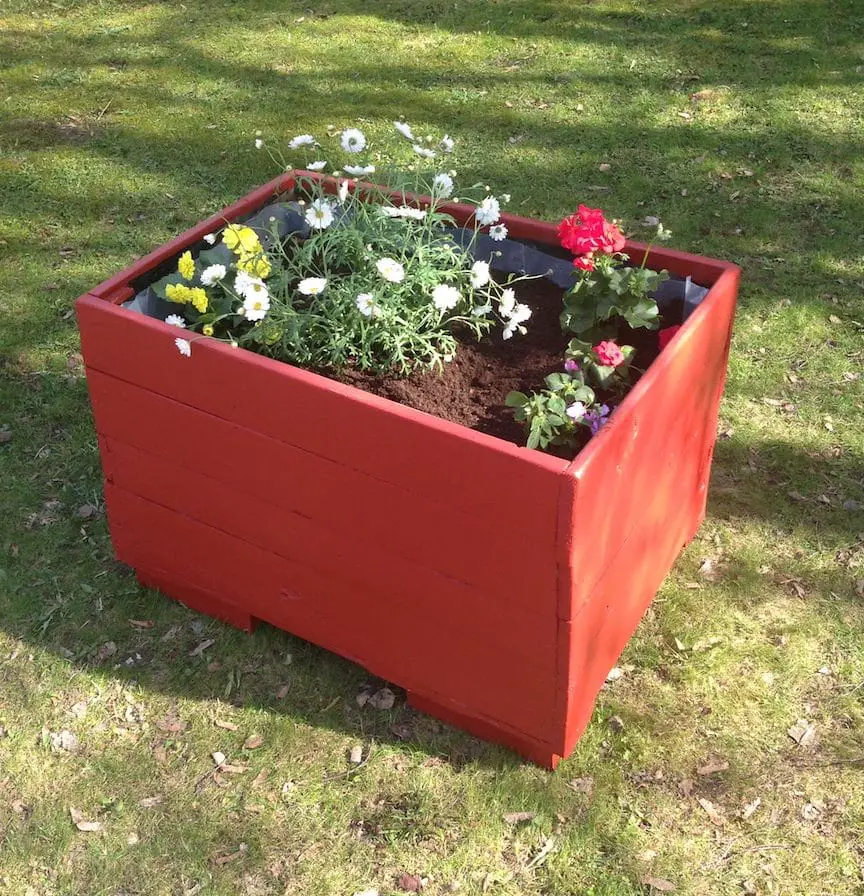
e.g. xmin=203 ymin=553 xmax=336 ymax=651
xmin=305 ymin=198 xmax=334 ymax=230
xmin=233 ymin=270 xmax=256 ymax=296
xmin=393 ymin=120 xmax=415 ymax=141
xmin=432 ymin=173 xmax=454 ymax=198
xmin=288 ymin=134 xmax=316 ymax=149
xmin=202 ymin=232 xmax=217 ymax=245
xmin=412 ymin=144 xmax=436 ymax=159
xmin=499 ymin=287 xmax=516 ymax=316
xmin=242 ymin=294 xmax=270 ymax=321
xmin=501 ymin=193 xmax=511 ymax=203
xmin=502 ymin=301 xmax=532 ymax=339
xmin=344 ymin=164 xmax=375 ymax=176
xmin=439 ymin=134 xmax=455 ymax=153
xmin=306 ymin=160 xmax=327 ymax=171
xmin=489 ymin=223 xmax=508 ymax=242
xmin=510 ymin=302 xmax=532 ymax=324
xmin=380 ymin=205 xmax=426 ymax=221
xmin=476 ymin=196 xmax=501 ymax=226
xmin=376 ymin=257 xmax=405 ymax=283
xmin=200 ymin=263 xmax=227 ymax=286
xmin=297 ymin=277 xmax=328 ymax=296
xmin=254 ymin=138 xmax=264 ymax=150
xmin=175 ymin=337 xmax=191 ymax=357
xmin=431 ymin=284 xmax=461 ymax=312
xmin=338 ymin=179 xmax=350 ymax=203
xmin=341 ymin=128 xmax=367 ymax=153
xmin=470 ymin=260 xmax=491 ymax=288
xmin=355 ymin=293 xmax=380 ymax=317
xmin=164 ymin=314 xmax=186 ymax=328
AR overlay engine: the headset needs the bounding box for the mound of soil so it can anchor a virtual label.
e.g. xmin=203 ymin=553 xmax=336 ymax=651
xmin=327 ymin=278 xmax=671 ymax=451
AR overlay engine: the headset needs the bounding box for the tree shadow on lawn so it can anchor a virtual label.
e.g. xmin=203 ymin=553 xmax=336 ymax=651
xmin=0 ymin=367 xmax=861 ymax=775
xmin=1 ymin=0 xmax=862 ymax=299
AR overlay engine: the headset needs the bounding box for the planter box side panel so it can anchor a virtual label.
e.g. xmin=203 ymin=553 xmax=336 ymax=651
xmin=76 ymin=295 xmax=566 ymax=532
xmin=99 ymin=434 xmax=556 ymax=665
xmin=554 ymin=268 xmax=739 ymax=756
xmin=86 ymin=369 xmax=557 ymax=610
xmin=104 ymin=482 xmax=558 ymax=739
xmin=560 ymin=268 xmax=739 ymax=618
xmin=557 ymin=503 xmax=694 ymax=752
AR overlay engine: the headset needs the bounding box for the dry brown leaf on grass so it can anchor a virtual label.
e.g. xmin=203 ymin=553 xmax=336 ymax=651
xmin=367 ymin=687 xmax=396 ymax=710
xmin=568 ymin=776 xmax=594 ymax=794
xmin=128 ymin=619 xmax=153 ymax=629
xmin=503 ymin=811 xmax=537 ymax=824
xmin=243 ymin=734 xmax=264 ymax=750
xmin=740 ymin=798 xmax=761 ymax=819
xmin=788 ymin=719 xmax=818 ymax=748
xmin=697 ymin=757 xmax=730 ymax=776
xmin=396 ymin=872 xmax=424 ymax=892
xmin=138 ymin=795 xmax=163 ymax=808
xmin=50 ymin=730 xmax=79 ymax=752
xmin=698 ymin=798 xmax=726 ymax=826
xmin=642 ymin=877 xmax=676 ymax=892
xmin=189 ymin=638 xmax=215 ymax=657
xmin=212 ymin=843 xmax=248 ymax=866
xmin=214 ymin=719 xmax=238 ymax=731
xmin=69 ymin=807 xmax=102 ymax=832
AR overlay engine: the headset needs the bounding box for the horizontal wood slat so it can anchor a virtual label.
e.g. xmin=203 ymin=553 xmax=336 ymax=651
xmin=76 ymin=295 xmax=568 ymax=533
xmin=107 ymin=484 xmax=557 ymax=739
xmin=101 ymin=436 xmax=557 ymax=661
xmin=88 ymin=370 xmax=559 ymax=607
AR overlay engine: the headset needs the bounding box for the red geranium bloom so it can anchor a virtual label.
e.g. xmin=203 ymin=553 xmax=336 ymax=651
xmin=558 ymin=205 xmax=625 ymax=256
xmin=594 ymin=340 xmax=625 ymax=367
xmin=573 ymin=254 xmax=595 ymax=271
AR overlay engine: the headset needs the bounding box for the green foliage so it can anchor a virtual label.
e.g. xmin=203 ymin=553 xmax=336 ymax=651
xmin=506 ymin=369 xmax=597 ymax=450
xmin=561 ymin=256 xmax=666 ymax=341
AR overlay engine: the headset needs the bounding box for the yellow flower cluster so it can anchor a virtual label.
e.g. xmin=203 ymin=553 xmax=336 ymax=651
xmin=166 ymin=283 xmax=209 ymax=313
xmin=177 ymin=250 xmax=195 ymax=281
xmin=223 ymin=224 xmax=271 ymax=279
xmin=223 ymin=224 xmax=260 ymax=254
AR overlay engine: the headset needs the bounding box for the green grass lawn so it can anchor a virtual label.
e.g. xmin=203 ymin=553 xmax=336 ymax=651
xmin=1 ymin=1 xmax=863 ymax=893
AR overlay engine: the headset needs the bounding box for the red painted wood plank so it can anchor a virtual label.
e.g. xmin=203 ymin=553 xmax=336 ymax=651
xmin=406 ymin=692 xmax=560 ymax=769
xmin=107 ymin=484 xmax=557 ymax=739
xmin=76 ymin=295 xmax=568 ymax=533
xmin=559 ymin=267 xmax=739 ymax=620
xmin=88 ymin=372 xmax=559 ymax=606
xmin=102 ymin=436 xmax=557 ymax=661
xmin=556 ymin=495 xmax=698 ymax=756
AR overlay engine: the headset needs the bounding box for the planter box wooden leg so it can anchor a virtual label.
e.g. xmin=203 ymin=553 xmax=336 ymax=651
xmin=137 ymin=571 xmax=258 ymax=633
xmin=407 ymin=692 xmax=562 ymax=770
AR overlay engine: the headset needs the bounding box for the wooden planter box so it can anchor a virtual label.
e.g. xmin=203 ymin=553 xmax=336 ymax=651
xmin=76 ymin=172 xmax=739 ymax=768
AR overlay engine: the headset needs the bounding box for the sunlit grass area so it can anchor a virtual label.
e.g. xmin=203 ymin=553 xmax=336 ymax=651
xmin=1 ymin=1 xmax=862 ymax=894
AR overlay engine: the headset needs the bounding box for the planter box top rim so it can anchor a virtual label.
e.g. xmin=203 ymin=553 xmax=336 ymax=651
xmin=77 ymin=171 xmax=741 ymax=476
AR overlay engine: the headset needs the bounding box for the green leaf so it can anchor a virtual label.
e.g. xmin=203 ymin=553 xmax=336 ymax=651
xmin=505 ymin=391 xmax=529 ymax=408
xmin=527 ymin=428 xmax=541 ymax=450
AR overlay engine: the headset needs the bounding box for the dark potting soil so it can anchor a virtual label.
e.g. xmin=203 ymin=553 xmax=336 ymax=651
xmin=328 ymin=278 xmax=676 ymax=451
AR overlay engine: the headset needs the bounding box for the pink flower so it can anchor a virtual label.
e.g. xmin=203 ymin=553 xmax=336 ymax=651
xmin=573 ymin=254 xmax=595 ymax=271
xmin=564 ymin=358 xmax=580 ymax=373
xmin=594 ymin=340 xmax=625 ymax=367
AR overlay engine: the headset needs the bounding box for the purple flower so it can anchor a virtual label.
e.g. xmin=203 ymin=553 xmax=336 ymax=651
xmin=585 ymin=404 xmax=611 ymax=435
xmin=564 ymin=358 xmax=580 ymax=374
xmin=566 ymin=401 xmax=587 ymax=421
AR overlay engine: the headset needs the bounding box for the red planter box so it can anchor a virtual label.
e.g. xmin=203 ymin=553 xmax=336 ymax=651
xmin=76 ymin=173 xmax=739 ymax=768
